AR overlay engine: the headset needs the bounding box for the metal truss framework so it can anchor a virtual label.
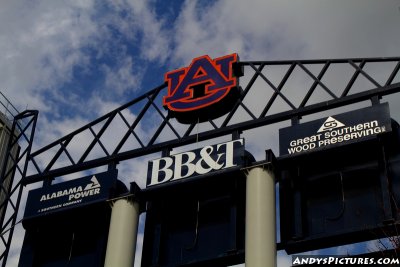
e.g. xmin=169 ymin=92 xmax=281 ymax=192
xmin=0 ymin=57 xmax=400 ymax=265
xmin=0 ymin=111 xmax=38 ymax=267
xmin=24 ymin=57 xmax=400 ymax=184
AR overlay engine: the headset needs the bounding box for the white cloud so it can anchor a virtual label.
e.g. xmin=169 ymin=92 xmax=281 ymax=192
xmin=102 ymin=56 xmax=143 ymax=96
xmin=127 ymin=0 xmax=171 ymax=63
xmin=104 ymin=0 xmax=171 ymax=63
xmin=0 ymin=0 xmax=171 ymax=121
xmin=172 ymin=0 xmax=304 ymax=64
xmin=172 ymin=0 xmax=400 ymax=64
xmin=0 ymin=1 xmax=99 ymax=110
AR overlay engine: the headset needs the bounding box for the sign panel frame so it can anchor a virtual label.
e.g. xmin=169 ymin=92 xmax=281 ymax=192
xmin=146 ymin=139 xmax=245 ymax=189
xmin=24 ymin=169 xmax=117 ymax=220
xmin=279 ymin=103 xmax=392 ymax=157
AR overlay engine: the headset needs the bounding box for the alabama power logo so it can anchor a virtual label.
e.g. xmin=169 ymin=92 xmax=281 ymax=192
xmin=39 ymin=176 xmax=101 ymax=202
xmin=163 ymin=54 xmax=241 ymax=123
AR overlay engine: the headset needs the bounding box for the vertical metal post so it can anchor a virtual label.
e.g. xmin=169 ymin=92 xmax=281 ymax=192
xmin=104 ymin=197 xmax=140 ymax=267
xmin=245 ymin=162 xmax=276 ymax=267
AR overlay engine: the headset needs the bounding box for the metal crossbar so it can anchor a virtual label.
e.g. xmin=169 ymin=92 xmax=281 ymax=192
xmin=22 ymin=57 xmax=400 ymax=185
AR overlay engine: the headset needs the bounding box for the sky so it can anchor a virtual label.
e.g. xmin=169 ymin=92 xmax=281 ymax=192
xmin=1 ymin=0 xmax=400 ymax=266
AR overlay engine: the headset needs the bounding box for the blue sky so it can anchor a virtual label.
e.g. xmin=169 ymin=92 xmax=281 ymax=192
xmin=1 ymin=0 xmax=400 ymax=266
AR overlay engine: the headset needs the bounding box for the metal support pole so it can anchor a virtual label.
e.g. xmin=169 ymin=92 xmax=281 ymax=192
xmin=104 ymin=197 xmax=140 ymax=267
xmin=245 ymin=165 xmax=276 ymax=267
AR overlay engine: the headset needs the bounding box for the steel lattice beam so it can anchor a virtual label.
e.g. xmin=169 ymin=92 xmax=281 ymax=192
xmin=23 ymin=57 xmax=400 ymax=184
xmin=0 ymin=110 xmax=38 ymax=267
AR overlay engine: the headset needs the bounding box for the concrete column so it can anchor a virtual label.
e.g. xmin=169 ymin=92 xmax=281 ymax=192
xmin=245 ymin=166 xmax=276 ymax=267
xmin=104 ymin=198 xmax=140 ymax=267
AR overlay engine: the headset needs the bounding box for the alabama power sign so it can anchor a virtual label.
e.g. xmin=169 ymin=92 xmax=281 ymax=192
xmin=279 ymin=103 xmax=392 ymax=156
xmin=24 ymin=170 xmax=117 ymax=219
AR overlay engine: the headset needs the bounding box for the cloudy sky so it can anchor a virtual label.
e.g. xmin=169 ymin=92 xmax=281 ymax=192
xmin=1 ymin=0 xmax=400 ymax=266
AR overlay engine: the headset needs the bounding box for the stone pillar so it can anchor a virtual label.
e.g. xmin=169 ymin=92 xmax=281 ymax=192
xmin=245 ymin=164 xmax=276 ymax=267
xmin=104 ymin=198 xmax=140 ymax=267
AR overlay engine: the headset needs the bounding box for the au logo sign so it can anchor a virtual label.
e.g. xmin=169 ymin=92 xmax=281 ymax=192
xmin=164 ymin=54 xmax=243 ymax=123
